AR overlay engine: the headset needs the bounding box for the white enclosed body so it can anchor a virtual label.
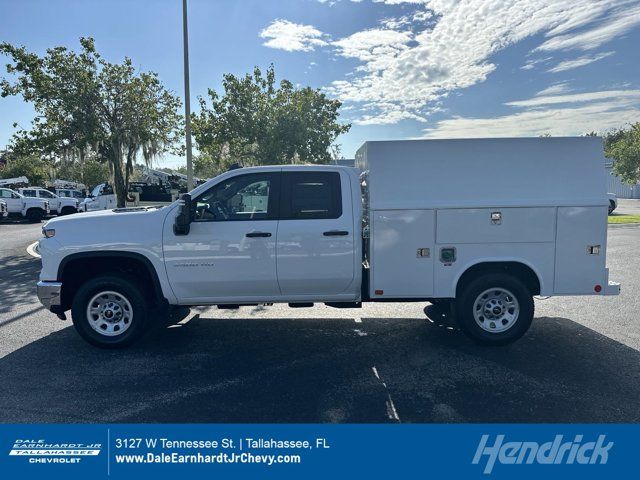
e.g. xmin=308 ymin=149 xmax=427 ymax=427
xmin=356 ymin=137 xmax=617 ymax=299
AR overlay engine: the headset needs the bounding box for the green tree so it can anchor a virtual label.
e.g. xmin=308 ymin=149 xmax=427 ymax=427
xmin=192 ymin=65 xmax=350 ymax=168
xmin=605 ymin=123 xmax=640 ymax=185
xmin=0 ymin=38 xmax=183 ymax=207
xmin=0 ymin=154 xmax=50 ymax=186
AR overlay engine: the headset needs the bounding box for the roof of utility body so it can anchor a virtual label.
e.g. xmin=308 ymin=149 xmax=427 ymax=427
xmin=355 ymin=137 xmax=608 ymax=210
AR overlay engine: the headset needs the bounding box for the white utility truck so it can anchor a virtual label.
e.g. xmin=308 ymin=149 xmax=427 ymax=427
xmin=0 ymin=187 xmax=50 ymax=222
xmin=19 ymin=187 xmax=80 ymax=216
xmin=36 ymin=137 xmax=619 ymax=348
xmin=80 ymin=183 xmax=117 ymax=212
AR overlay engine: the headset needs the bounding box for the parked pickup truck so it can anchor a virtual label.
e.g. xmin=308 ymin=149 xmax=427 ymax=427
xmin=0 ymin=187 xmax=50 ymax=222
xmin=19 ymin=187 xmax=79 ymax=216
xmin=37 ymin=137 xmax=620 ymax=348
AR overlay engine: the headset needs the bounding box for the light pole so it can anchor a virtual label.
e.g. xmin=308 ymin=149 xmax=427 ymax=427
xmin=182 ymin=0 xmax=194 ymax=191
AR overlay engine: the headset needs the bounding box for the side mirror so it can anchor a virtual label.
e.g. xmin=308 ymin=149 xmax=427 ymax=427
xmin=173 ymin=193 xmax=193 ymax=236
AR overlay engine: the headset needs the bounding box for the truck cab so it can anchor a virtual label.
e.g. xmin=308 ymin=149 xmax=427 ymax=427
xmin=0 ymin=187 xmax=50 ymax=222
xmin=55 ymin=188 xmax=85 ymax=200
xmin=19 ymin=187 xmax=79 ymax=216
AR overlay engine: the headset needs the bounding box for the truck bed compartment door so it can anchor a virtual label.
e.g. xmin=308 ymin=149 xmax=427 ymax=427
xmin=372 ymin=209 xmax=435 ymax=297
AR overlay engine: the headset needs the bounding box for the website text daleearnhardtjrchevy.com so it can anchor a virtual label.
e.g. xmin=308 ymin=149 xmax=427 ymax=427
xmin=116 ymin=451 xmax=301 ymax=465
xmin=111 ymin=436 xmax=330 ymax=466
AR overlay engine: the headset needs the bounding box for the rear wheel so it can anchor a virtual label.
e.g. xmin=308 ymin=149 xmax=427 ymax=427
xmin=455 ymin=273 xmax=533 ymax=345
xmin=71 ymin=275 xmax=149 ymax=348
xmin=26 ymin=208 xmax=44 ymax=223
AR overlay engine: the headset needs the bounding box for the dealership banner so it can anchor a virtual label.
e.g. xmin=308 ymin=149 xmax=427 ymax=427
xmin=0 ymin=424 xmax=634 ymax=479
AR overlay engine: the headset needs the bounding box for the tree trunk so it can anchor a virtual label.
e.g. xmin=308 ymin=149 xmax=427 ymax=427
xmin=110 ymin=142 xmax=127 ymax=208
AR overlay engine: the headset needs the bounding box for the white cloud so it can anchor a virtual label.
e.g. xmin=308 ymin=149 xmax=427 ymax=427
xmin=506 ymin=89 xmax=640 ymax=108
xmin=535 ymin=82 xmax=572 ymax=96
xmin=260 ymin=20 xmax=328 ymax=52
xmin=537 ymin=5 xmax=640 ymax=51
xmin=270 ymin=0 xmax=640 ymax=125
xmin=423 ymin=89 xmax=640 ymax=138
xmin=547 ymin=51 xmax=615 ymax=73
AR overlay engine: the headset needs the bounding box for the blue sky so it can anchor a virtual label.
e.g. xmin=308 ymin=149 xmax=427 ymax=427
xmin=1 ymin=0 xmax=639 ymax=168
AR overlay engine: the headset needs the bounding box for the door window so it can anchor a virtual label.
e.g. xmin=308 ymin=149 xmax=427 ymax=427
xmin=22 ymin=189 xmax=36 ymax=197
xmin=281 ymin=172 xmax=342 ymax=220
xmin=39 ymin=190 xmax=56 ymax=198
xmin=194 ymin=173 xmax=279 ymax=222
xmin=0 ymin=189 xmax=13 ymax=199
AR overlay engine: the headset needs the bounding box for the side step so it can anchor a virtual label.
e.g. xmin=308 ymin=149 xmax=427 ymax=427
xmin=325 ymin=302 xmax=362 ymax=309
xmin=217 ymin=304 xmax=258 ymax=310
xmin=288 ymin=303 xmax=314 ymax=308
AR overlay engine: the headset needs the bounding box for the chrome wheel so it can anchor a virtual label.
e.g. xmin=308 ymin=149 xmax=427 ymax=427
xmin=86 ymin=291 xmax=133 ymax=337
xmin=472 ymin=287 xmax=520 ymax=333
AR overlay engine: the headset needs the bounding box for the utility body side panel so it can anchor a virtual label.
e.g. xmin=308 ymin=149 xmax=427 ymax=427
xmin=359 ymin=138 xmax=612 ymax=299
xmin=371 ymin=209 xmax=435 ymax=297
xmin=554 ymin=206 xmax=608 ymax=294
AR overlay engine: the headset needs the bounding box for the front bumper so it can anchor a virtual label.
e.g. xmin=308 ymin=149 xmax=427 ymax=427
xmin=37 ymin=281 xmax=62 ymax=309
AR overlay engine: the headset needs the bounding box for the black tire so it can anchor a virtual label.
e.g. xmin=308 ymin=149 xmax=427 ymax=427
xmin=60 ymin=206 xmax=76 ymax=216
xmin=26 ymin=208 xmax=44 ymax=223
xmin=71 ymin=275 xmax=149 ymax=348
xmin=608 ymin=201 xmax=615 ymax=215
xmin=455 ymin=273 xmax=534 ymax=345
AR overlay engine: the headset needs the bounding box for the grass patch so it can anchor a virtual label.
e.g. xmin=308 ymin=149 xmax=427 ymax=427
xmin=609 ymin=214 xmax=640 ymax=224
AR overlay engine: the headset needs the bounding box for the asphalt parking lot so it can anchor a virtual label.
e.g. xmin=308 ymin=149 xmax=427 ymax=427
xmin=0 ymin=219 xmax=639 ymax=423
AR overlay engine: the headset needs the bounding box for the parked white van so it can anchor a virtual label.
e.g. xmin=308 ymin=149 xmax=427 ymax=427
xmin=36 ymin=137 xmax=619 ymax=347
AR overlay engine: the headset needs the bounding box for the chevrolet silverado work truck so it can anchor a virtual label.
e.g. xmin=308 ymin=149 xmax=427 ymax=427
xmin=0 ymin=187 xmax=50 ymax=222
xmin=37 ymin=138 xmax=620 ymax=348
xmin=19 ymin=187 xmax=80 ymax=216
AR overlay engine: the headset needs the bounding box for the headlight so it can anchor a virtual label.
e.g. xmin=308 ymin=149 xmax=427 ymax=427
xmin=42 ymin=227 xmax=55 ymax=238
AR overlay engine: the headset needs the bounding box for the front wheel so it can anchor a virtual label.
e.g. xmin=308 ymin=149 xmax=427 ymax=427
xmin=26 ymin=208 xmax=44 ymax=223
xmin=455 ymin=273 xmax=534 ymax=345
xmin=71 ymin=275 xmax=149 ymax=348
xmin=60 ymin=206 xmax=77 ymax=216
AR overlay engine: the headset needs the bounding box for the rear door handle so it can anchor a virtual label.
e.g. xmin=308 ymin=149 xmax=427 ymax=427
xmin=246 ymin=232 xmax=272 ymax=238
xmin=323 ymin=230 xmax=349 ymax=236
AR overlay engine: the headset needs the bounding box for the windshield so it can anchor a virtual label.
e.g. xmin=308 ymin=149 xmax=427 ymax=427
xmin=91 ymin=184 xmax=103 ymax=197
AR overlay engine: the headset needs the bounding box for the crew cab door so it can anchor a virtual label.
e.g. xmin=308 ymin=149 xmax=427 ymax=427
xmin=163 ymin=171 xmax=281 ymax=303
xmin=0 ymin=189 xmax=23 ymax=213
xmin=34 ymin=189 xmax=60 ymax=210
xmin=276 ymin=170 xmax=355 ymax=296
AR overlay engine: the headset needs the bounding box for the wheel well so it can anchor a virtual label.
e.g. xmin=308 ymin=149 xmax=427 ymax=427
xmin=456 ymin=262 xmax=541 ymax=296
xmin=58 ymin=253 xmax=164 ymax=311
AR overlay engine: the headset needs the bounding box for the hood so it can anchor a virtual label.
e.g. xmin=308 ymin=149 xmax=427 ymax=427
xmin=44 ymin=205 xmax=168 ymax=228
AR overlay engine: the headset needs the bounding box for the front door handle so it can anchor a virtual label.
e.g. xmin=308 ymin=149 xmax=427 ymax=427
xmin=323 ymin=230 xmax=349 ymax=236
xmin=246 ymin=232 xmax=272 ymax=238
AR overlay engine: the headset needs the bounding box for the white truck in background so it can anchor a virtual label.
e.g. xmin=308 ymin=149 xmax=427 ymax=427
xmin=80 ymin=183 xmax=117 ymax=212
xmin=0 ymin=187 xmax=50 ymax=222
xmin=36 ymin=137 xmax=619 ymax=348
xmin=19 ymin=187 xmax=80 ymax=216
